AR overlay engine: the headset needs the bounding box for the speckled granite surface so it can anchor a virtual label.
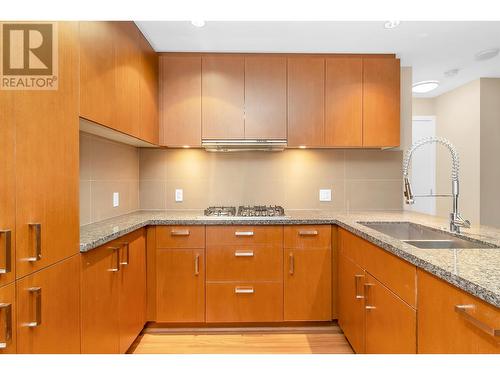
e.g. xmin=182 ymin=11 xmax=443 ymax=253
xmin=80 ymin=209 xmax=500 ymax=308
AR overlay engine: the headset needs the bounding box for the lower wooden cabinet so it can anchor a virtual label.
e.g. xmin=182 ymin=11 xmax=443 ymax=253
xmin=16 ymin=255 xmax=81 ymax=354
xmin=0 ymin=282 xmax=16 ymax=354
xmin=81 ymin=229 xmax=146 ymax=354
xmin=418 ymin=270 xmax=500 ymax=354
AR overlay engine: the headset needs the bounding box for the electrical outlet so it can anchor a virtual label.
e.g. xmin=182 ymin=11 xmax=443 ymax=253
xmin=113 ymin=192 xmax=119 ymax=207
xmin=319 ymin=189 xmax=332 ymax=202
xmin=175 ymin=188 xmax=183 ymax=202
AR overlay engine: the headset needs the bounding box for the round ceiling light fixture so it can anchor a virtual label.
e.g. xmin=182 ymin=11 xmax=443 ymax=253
xmin=191 ymin=20 xmax=206 ymax=28
xmin=384 ymin=21 xmax=400 ymax=29
xmin=412 ymin=80 xmax=439 ymax=94
xmin=475 ymin=48 xmax=500 ymax=61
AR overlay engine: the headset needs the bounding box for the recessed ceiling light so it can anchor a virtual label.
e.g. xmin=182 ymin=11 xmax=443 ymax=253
xmin=412 ymin=80 xmax=439 ymax=94
xmin=444 ymin=68 xmax=460 ymax=78
xmin=475 ymin=48 xmax=499 ymax=61
xmin=384 ymin=21 xmax=400 ymax=29
xmin=191 ymin=20 xmax=205 ymax=28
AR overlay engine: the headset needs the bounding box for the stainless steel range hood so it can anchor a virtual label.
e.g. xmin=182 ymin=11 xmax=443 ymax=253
xmin=202 ymin=139 xmax=287 ymax=152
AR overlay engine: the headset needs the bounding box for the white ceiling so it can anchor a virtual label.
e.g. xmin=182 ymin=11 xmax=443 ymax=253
xmin=136 ymin=21 xmax=500 ymax=98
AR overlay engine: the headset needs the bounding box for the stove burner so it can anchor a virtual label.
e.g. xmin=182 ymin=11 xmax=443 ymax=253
xmin=237 ymin=205 xmax=285 ymax=217
xmin=204 ymin=206 xmax=237 ymax=217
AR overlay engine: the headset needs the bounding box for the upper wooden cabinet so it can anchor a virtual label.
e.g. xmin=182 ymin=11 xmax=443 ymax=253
xmin=0 ymin=283 xmax=16 ymax=354
xmin=287 ymin=57 xmax=325 ymax=147
xmin=325 ymin=57 xmax=363 ymax=147
xmin=160 ymin=55 xmax=202 ymax=147
xmin=79 ymin=21 xmax=159 ymax=144
xmin=244 ymin=56 xmax=287 ymax=139
xmin=363 ymin=57 xmax=400 ymax=147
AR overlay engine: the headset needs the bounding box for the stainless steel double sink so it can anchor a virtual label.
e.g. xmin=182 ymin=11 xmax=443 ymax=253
xmin=359 ymin=222 xmax=499 ymax=249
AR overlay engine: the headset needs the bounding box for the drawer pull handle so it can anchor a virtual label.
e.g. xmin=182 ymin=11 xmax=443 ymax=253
xmin=107 ymin=246 xmax=121 ymax=272
xmin=235 ymin=251 xmax=254 ymax=257
xmin=0 ymin=229 xmax=12 ymax=274
xmin=299 ymin=230 xmax=318 ymax=236
xmin=235 ymin=287 xmax=254 ymax=294
xmin=289 ymin=252 xmax=294 ymax=275
xmin=0 ymin=303 xmax=12 ymax=349
xmin=364 ymin=283 xmax=376 ymax=310
xmin=27 ymin=287 xmax=42 ymax=327
xmin=235 ymin=231 xmax=254 ymax=237
xmin=171 ymin=229 xmax=190 ymax=236
xmin=120 ymin=242 xmax=130 ymax=265
xmin=354 ymin=274 xmax=365 ymax=299
xmin=194 ymin=254 xmax=200 ymax=276
xmin=27 ymin=223 xmax=42 ymax=262
xmin=455 ymin=304 xmax=500 ymax=337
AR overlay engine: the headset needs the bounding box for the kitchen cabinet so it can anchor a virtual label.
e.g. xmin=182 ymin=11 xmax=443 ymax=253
xmin=287 ymin=56 xmax=325 ymax=147
xmin=0 ymin=282 xmax=16 ymax=354
xmin=284 ymin=226 xmax=332 ymax=321
xmin=418 ymin=270 xmax=500 ymax=354
xmin=202 ymin=55 xmax=245 ymax=139
xmin=139 ymin=34 xmax=159 ymax=144
xmin=362 ymin=57 xmax=400 ymax=147
xmin=244 ymin=56 xmax=287 ymax=139
xmin=15 ymin=22 xmax=80 ymax=278
xmin=16 ymin=254 xmax=80 ymax=354
xmin=160 ymin=55 xmax=201 ymax=147
xmin=0 ymin=91 xmax=15 ymax=287
xmin=325 ymin=57 xmax=363 ymax=147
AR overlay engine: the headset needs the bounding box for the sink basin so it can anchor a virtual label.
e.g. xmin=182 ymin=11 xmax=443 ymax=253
xmin=359 ymin=222 xmax=498 ymax=249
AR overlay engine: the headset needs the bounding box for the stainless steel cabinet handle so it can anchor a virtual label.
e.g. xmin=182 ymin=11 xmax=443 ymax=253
xmin=234 ymin=250 xmax=254 ymax=257
xmin=27 ymin=287 xmax=42 ymax=327
xmin=171 ymin=229 xmax=190 ymax=236
xmin=235 ymin=231 xmax=254 ymax=237
xmin=0 ymin=303 xmax=12 ymax=348
xmin=289 ymin=252 xmax=295 ymax=275
xmin=0 ymin=229 xmax=12 ymax=274
xmin=194 ymin=254 xmax=199 ymax=276
xmin=299 ymin=230 xmax=318 ymax=236
xmin=455 ymin=304 xmax=500 ymax=337
xmin=120 ymin=242 xmax=130 ymax=265
xmin=354 ymin=274 xmax=365 ymax=299
xmin=235 ymin=287 xmax=254 ymax=294
xmin=27 ymin=223 xmax=42 ymax=262
xmin=107 ymin=246 xmax=121 ymax=272
xmin=364 ymin=283 xmax=376 ymax=310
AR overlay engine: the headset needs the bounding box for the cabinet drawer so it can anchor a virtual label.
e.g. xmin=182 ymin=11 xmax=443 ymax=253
xmin=206 ymin=226 xmax=282 ymax=246
xmin=206 ymin=245 xmax=283 ymax=282
xmin=156 ymin=226 xmax=205 ymax=248
xmin=418 ymin=270 xmax=500 ymax=354
xmin=206 ymin=282 xmax=283 ymax=322
xmin=284 ymin=225 xmax=331 ymax=249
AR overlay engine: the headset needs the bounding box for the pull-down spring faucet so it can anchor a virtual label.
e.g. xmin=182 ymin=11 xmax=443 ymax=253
xmin=402 ymin=136 xmax=470 ymax=233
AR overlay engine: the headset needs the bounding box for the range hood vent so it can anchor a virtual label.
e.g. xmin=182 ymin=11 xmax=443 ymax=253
xmin=202 ymin=139 xmax=287 ymax=152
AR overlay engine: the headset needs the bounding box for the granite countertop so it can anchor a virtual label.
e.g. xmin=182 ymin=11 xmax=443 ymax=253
xmin=80 ymin=209 xmax=500 ymax=308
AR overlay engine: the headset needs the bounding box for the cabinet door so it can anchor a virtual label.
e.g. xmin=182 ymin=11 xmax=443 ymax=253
xmin=0 ymin=283 xmax=16 ymax=354
xmin=81 ymin=244 xmax=120 ymax=353
xmin=338 ymin=254 xmax=365 ymax=353
xmin=364 ymin=273 xmax=416 ymax=353
xmin=418 ymin=270 xmax=500 ymax=354
xmin=325 ymin=57 xmax=362 ymax=147
xmin=79 ymin=21 xmax=116 ymax=127
xmin=244 ymin=56 xmax=287 ymax=139
xmin=15 ymin=22 xmax=79 ymax=278
xmin=139 ymin=35 xmax=159 ymax=145
xmin=160 ymin=56 xmax=202 ymax=147
xmin=202 ymin=55 xmax=245 ymax=139
xmin=0 ymin=91 xmax=15 ymax=287
xmin=156 ymin=248 xmax=205 ymax=322
xmin=119 ymin=230 xmax=146 ymax=353
xmin=16 ymin=255 xmax=80 ymax=354
xmin=287 ymin=57 xmax=325 ymax=147
xmin=284 ymin=248 xmax=332 ymax=321
xmin=362 ymin=57 xmax=400 ymax=147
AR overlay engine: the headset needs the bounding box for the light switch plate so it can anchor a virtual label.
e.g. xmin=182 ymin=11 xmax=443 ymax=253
xmin=319 ymin=189 xmax=332 ymax=202
xmin=175 ymin=188 xmax=183 ymax=202
xmin=113 ymin=192 xmax=119 ymax=207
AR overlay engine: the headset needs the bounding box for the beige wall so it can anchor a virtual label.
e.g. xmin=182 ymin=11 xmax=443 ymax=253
xmin=400 ymin=67 xmax=413 ymax=151
xmin=80 ymin=132 xmax=139 ymax=225
xmin=139 ymin=148 xmax=403 ymax=211
xmin=412 ymin=98 xmax=436 ymax=116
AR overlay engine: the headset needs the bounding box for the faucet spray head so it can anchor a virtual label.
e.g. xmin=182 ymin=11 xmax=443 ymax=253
xmin=404 ymin=177 xmax=414 ymax=205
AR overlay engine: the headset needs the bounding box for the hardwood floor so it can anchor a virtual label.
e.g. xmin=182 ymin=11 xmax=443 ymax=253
xmin=129 ymin=324 xmax=354 ymax=354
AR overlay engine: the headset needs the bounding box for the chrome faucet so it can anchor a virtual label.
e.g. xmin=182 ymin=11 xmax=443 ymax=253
xmin=402 ymin=136 xmax=470 ymax=233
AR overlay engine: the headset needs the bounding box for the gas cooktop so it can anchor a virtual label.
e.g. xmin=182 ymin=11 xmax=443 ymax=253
xmin=204 ymin=205 xmax=285 ymax=217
